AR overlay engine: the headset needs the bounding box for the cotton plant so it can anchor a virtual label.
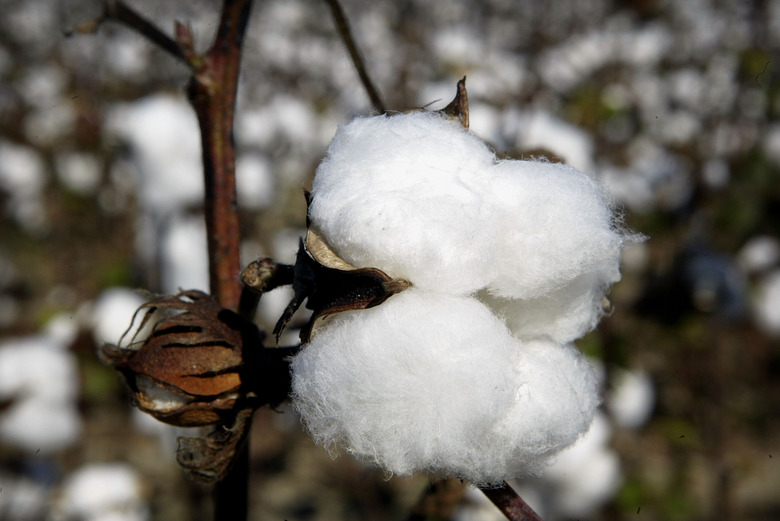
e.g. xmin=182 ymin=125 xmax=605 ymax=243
xmin=284 ymin=81 xmax=636 ymax=485
xmin=101 ymin=80 xmax=635 ymax=498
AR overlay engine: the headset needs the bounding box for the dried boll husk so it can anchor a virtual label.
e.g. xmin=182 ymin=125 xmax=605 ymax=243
xmin=100 ymin=290 xmax=256 ymax=427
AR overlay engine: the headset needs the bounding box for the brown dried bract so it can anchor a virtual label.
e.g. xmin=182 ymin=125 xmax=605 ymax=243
xmin=273 ymin=223 xmax=410 ymax=344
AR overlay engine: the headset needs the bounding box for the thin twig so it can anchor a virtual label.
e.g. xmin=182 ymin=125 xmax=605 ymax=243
xmin=479 ymin=482 xmax=543 ymax=521
xmin=102 ymin=0 xmax=188 ymax=62
xmin=324 ymin=0 xmax=386 ymax=113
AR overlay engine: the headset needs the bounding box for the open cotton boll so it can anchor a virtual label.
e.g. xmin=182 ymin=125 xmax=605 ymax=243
xmin=291 ymin=289 xmax=599 ymax=484
xmin=481 ymin=262 xmax=621 ymax=344
xmin=487 ymin=159 xmax=625 ymax=299
xmin=308 ymin=112 xmax=500 ymax=294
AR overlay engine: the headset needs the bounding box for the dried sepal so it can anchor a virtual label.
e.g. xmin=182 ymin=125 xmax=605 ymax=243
xmin=274 ymin=234 xmax=410 ymax=343
xmin=438 ymin=77 xmax=469 ymax=129
xmin=176 ymin=407 xmax=254 ymax=483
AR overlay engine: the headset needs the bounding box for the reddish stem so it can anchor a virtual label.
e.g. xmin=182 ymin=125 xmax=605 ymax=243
xmin=187 ymin=0 xmax=252 ymax=312
xmin=479 ymin=482 xmax=543 ymax=521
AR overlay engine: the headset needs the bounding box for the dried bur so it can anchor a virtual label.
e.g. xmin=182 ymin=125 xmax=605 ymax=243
xmin=269 ymin=195 xmax=411 ymax=343
xmin=100 ymin=290 xmax=289 ymax=482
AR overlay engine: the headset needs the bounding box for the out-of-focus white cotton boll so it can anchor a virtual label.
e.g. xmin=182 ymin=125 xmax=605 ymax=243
xmin=308 ymin=112 xmax=499 ymax=294
xmin=0 ymin=335 xmax=81 ymax=453
xmin=0 ymin=337 xmax=77 ymax=402
xmin=55 ymin=151 xmax=102 ymax=196
xmin=534 ymin=413 xmax=622 ymax=519
xmin=516 ymin=111 xmax=595 ymax=173
xmin=55 ymin=464 xmax=149 ymax=521
xmin=160 ymin=215 xmax=209 ymax=294
xmin=487 ymin=160 xmax=624 ymax=299
xmin=738 ymin=235 xmax=780 ymax=275
xmin=754 ymin=270 xmax=780 ymax=337
xmin=606 ymin=368 xmax=655 ymax=430
xmin=0 ymin=472 xmax=49 ymax=521
xmin=0 ymin=139 xmax=47 ymax=231
xmin=0 ymin=399 xmax=81 ymax=453
xmin=292 ymin=289 xmax=599 ymax=484
xmin=236 ymin=153 xmax=274 ymax=210
xmin=107 ymin=94 xmax=203 ymax=215
xmin=91 ymin=288 xmax=147 ymax=346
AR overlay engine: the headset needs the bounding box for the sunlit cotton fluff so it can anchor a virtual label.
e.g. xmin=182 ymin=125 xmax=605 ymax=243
xmin=292 ymin=289 xmax=599 ymax=484
xmin=308 ymin=111 xmax=500 ymax=295
xmin=293 ymin=110 xmax=630 ymax=483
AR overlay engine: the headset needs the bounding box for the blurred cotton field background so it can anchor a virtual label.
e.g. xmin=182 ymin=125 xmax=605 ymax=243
xmin=0 ymin=0 xmax=778 ymax=520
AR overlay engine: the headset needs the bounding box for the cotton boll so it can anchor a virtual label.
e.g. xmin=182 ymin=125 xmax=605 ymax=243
xmin=106 ymin=94 xmax=203 ymax=215
xmin=487 ymin=159 xmax=625 ymax=299
xmin=738 ymin=235 xmax=780 ymax=275
xmin=481 ymin=263 xmax=620 ymax=344
xmin=0 ymin=336 xmax=78 ymax=402
xmin=0 ymin=336 xmax=82 ymax=453
xmin=291 ymin=289 xmax=599 ymax=484
xmin=0 ymin=399 xmax=81 ymax=453
xmin=55 ymin=463 xmax=149 ymax=521
xmin=308 ymin=112 xmax=500 ymax=294
xmin=91 ymin=288 xmax=148 ymax=346
xmin=606 ymin=368 xmax=655 ymax=430
xmin=159 ymin=214 xmax=209 ymax=294
xmin=754 ymin=270 xmax=780 ymax=337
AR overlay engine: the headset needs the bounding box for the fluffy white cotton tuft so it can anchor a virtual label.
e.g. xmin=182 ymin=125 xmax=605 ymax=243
xmin=292 ymin=289 xmax=599 ymax=483
xmin=480 ymin=265 xmax=620 ymax=344
xmin=486 ymin=160 xmax=624 ymax=299
xmin=308 ymin=112 xmax=499 ymax=294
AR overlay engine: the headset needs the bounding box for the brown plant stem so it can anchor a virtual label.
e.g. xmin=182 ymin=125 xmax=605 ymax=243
xmin=479 ymin=482 xmax=543 ymax=521
xmin=324 ymin=0 xmax=386 ymax=113
xmin=187 ymin=0 xmax=253 ymax=313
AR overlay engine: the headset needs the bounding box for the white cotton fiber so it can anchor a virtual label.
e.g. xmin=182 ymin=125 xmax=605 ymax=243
xmin=481 ymin=263 xmax=621 ymax=344
xmin=486 ymin=159 xmax=623 ymax=299
xmin=308 ymin=112 xmax=499 ymax=294
xmin=291 ymin=289 xmax=599 ymax=484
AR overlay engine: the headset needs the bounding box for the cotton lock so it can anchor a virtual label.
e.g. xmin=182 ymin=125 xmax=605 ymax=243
xmin=291 ymin=109 xmax=632 ymax=484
